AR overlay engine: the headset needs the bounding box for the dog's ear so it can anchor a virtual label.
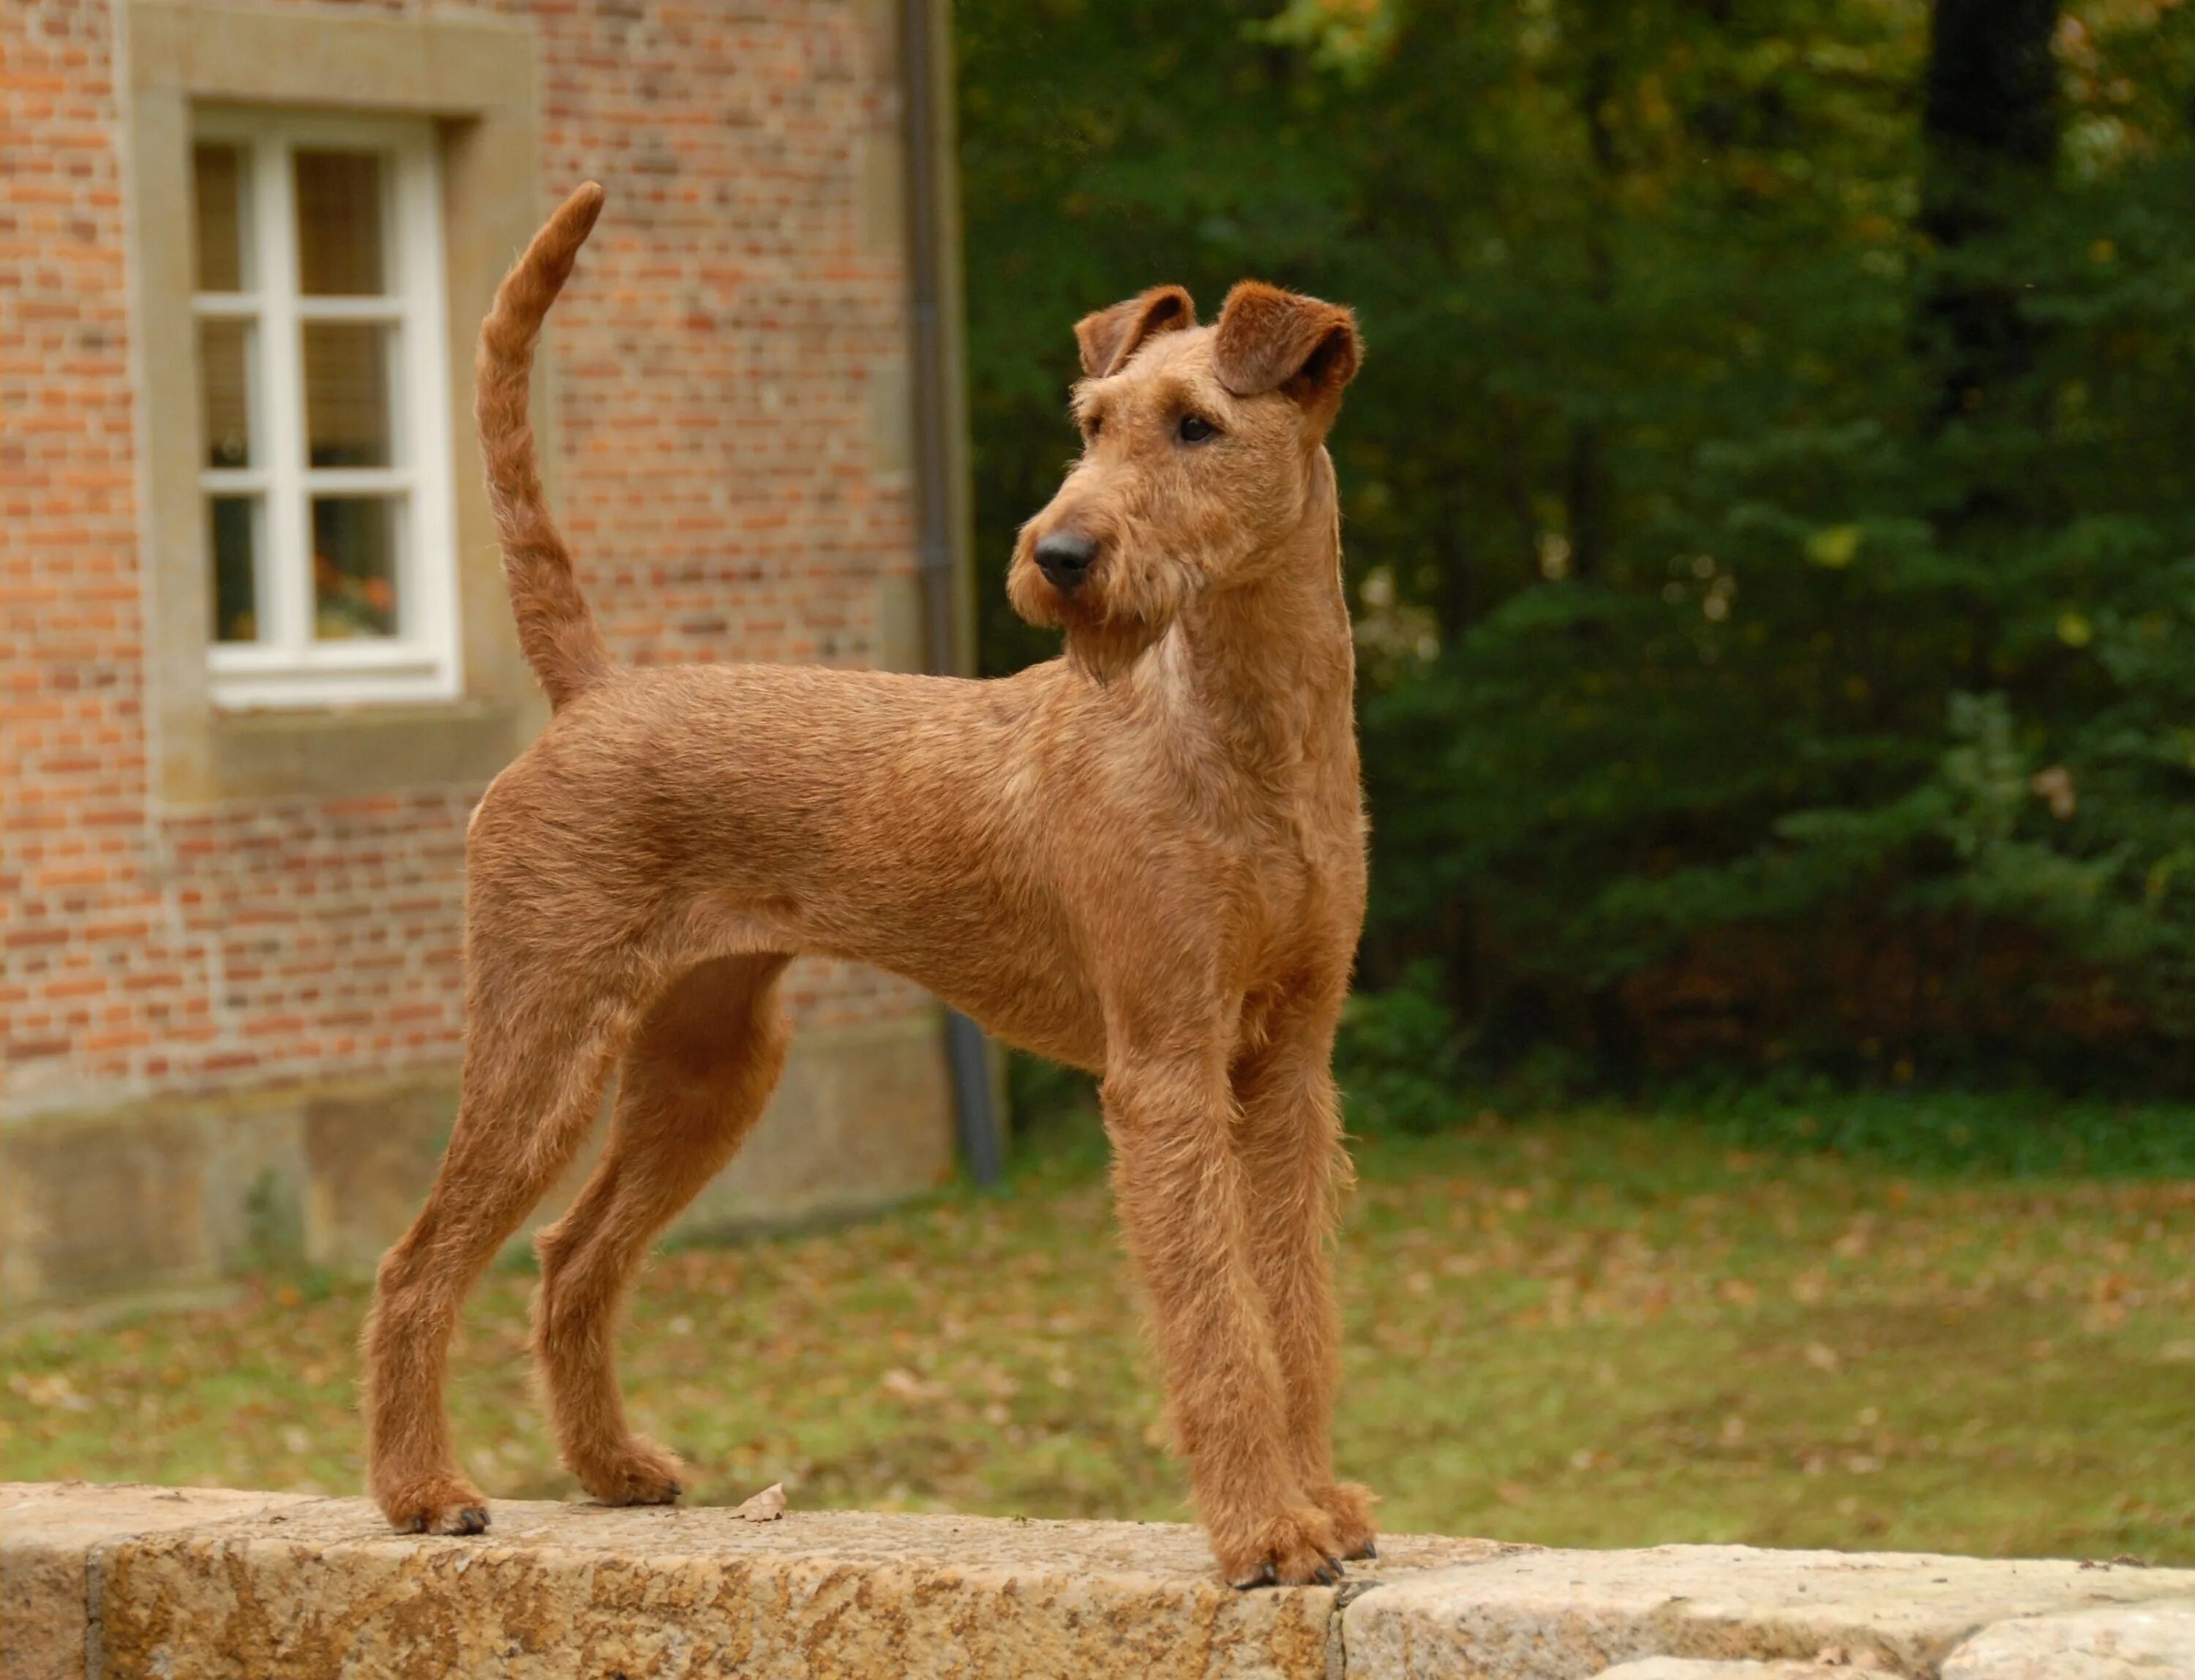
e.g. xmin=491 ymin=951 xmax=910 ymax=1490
xmin=1212 ymin=281 xmax=1362 ymax=418
xmin=1075 ymin=285 xmax=1196 ymax=379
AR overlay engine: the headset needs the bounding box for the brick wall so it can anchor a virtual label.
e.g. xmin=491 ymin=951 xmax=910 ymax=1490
xmin=1 ymin=0 xmax=934 ymax=1122
xmin=3 ymin=0 xmax=155 ymax=1113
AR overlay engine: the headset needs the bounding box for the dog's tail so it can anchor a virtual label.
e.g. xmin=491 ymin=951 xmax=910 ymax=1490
xmin=477 ymin=183 xmax=610 ymax=711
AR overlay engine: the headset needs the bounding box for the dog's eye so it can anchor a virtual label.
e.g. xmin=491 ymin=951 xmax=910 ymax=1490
xmin=1083 ymin=415 xmax=1103 ymax=440
xmin=1177 ymin=414 xmax=1217 ymax=444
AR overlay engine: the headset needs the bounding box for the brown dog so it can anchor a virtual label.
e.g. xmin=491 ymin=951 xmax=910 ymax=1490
xmin=361 ymin=183 xmax=1374 ymax=1587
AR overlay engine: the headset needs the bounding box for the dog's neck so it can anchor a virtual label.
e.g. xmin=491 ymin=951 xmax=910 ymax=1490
xmin=1163 ymin=449 xmax=1357 ymax=791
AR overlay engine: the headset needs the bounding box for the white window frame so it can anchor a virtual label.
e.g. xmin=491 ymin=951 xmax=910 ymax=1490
xmin=192 ymin=108 xmax=462 ymax=709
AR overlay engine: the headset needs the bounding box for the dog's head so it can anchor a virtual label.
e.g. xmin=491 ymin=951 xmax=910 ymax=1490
xmin=1009 ymin=281 xmax=1362 ymax=679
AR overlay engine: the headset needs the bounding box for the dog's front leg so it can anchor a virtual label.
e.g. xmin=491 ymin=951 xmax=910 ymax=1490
xmin=1102 ymin=1049 xmax=1343 ymax=1587
xmin=1233 ymin=998 xmax=1379 ymax=1561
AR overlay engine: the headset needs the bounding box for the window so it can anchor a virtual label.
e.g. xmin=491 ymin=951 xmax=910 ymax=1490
xmin=190 ymin=111 xmax=460 ymax=708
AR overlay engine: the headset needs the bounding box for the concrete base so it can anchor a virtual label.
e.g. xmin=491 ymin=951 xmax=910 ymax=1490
xmin=1 ymin=1013 xmax=955 ymax=1311
xmin=4 ymin=1485 xmax=2190 ymax=1680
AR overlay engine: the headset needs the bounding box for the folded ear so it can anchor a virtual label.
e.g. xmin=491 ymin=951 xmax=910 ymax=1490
xmin=1075 ymin=285 xmax=1196 ymax=378
xmin=1212 ymin=281 xmax=1362 ymax=414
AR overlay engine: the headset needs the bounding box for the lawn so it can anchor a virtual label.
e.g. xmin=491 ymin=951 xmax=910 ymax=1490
xmin=5 ymin=1106 xmax=2192 ymax=1564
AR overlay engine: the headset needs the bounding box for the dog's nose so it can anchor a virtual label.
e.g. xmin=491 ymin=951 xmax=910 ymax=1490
xmin=1035 ymin=530 xmax=1099 ymax=594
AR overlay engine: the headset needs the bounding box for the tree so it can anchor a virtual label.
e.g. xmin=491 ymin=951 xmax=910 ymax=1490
xmin=958 ymin=0 xmax=2195 ymax=1094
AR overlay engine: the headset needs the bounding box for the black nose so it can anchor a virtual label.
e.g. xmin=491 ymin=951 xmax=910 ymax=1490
xmin=1035 ymin=530 xmax=1099 ymax=593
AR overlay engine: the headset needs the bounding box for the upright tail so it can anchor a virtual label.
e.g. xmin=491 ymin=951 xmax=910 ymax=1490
xmin=476 ymin=183 xmax=610 ymax=710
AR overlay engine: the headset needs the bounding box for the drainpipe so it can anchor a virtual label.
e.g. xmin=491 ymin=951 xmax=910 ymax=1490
xmin=901 ymin=0 xmax=1005 ymax=1187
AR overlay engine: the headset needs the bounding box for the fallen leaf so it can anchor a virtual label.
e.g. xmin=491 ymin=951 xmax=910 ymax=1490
xmin=735 ymin=1482 xmax=787 ymax=1522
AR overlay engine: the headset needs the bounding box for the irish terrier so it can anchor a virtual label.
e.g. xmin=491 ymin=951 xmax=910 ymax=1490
xmin=361 ymin=183 xmax=1374 ymax=1587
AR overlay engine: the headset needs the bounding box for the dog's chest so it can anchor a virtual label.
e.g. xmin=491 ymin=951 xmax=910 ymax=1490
xmin=1232 ymin=781 xmax=1364 ymax=970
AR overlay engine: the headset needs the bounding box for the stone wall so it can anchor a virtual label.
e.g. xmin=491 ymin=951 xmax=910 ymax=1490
xmin=1 ymin=1013 xmax=953 ymax=1307
xmin=4 ymin=1483 xmax=2191 ymax=1679
xmin=1 ymin=0 xmax=958 ymax=1306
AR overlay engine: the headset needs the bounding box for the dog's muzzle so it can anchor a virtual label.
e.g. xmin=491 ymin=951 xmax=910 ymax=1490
xmin=1034 ymin=530 xmax=1099 ymax=596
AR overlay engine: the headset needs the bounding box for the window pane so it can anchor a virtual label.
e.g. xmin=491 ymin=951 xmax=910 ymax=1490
xmin=209 ymin=496 xmax=261 ymax=642
xmin=303 ymin=323 xmax=392 ymax=468
xmin=294 ymin=151 xmax=386 ymax=296
xmin=312 ymin=498 xmax=400 ymax=639
xmin=199 ymin=319 xmax=253 ymax=468
xmin=193 ymin=144 xmax=249 ymax=292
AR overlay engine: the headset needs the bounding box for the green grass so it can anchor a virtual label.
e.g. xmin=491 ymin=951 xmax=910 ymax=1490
xmin=6 ymin=1107 xmax=2193 ymax=1563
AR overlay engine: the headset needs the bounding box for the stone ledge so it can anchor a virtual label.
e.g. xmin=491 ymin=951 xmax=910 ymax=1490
xmin=1 ymin=1484 xmax=318 ymax=1680
xmin=1594 ymin=1662 xmax=1864 ymax=1680
xmin=1940 ymin=1600 xmax=2195 ymax=1679
xmin=4 ymin=1482 xmax=2190 ymax=1680
xmin=1346 ymin=1544 xmax=2195 ymax=1679
xmin=0 ymin=1482 xmax=1498 ymax=1680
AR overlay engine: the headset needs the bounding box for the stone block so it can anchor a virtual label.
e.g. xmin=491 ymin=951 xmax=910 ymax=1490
xmin=1343 ymin=1545 xmax=2195 ymax=1680
xmin=0 ymin=1118 xmax=211 ymax=1304
xmin=1940 ymin=1598 xmax=2195 ymax=1679
xmin=3 ymin=1016 xmax=954 ymax=1310
xmin=76 ymin=1495 xmax=1493 ymax=1680
xmin=1593 ymin=1663 xmax=1874 ymax=1679
xmin=0 ymin=1483 xmax=312 ymax=1680
xmin=304 ymin=1080 xmax=457 ymax=1273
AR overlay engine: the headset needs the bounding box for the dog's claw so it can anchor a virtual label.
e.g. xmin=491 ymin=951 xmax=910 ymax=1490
xmin=1359 ymin=1540 xmax=1377 ymax=1560
xmin=454 ymin=1505 xmax=489 ymax=1535
xmin=1233 ymin=1561 xmax=1280 ymax=1591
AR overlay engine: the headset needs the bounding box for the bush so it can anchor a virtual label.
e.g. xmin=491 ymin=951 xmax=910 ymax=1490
xmin=1335 ymin=964 xmax=1467 ymax=1135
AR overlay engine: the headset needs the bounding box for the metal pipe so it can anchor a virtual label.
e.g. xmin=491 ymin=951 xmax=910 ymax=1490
xmin=900 ymin=0 xmax=1004 ymax=1188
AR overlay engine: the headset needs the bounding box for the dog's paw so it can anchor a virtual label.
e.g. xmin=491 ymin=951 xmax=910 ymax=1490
xmin=1218 ymin=1504 xmax=1344 ymax=1589
xmin=379 ymin=1474 xmax=492 ymax=1537
xmin=574 ymin=1434 xmax=686 ymax=1507
xmin=1310 ymin=1480 xmax=1379 ymax=1561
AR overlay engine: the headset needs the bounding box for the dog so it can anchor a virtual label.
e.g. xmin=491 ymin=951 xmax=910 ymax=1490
xmin=362 ymin=183 xmax=1374 ymax=1588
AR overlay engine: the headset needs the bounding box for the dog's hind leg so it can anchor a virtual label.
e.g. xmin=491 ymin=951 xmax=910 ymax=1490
xmin=362 ymin=959 xmax=622 ymax=1535
xmin=531 ymin=953 xmax=793 ymax=1507
xmin=1232 ymin=978 xmax=1378 ymax=1561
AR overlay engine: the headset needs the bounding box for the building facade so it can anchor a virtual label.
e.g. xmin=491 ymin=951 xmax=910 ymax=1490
xmin=2 ymin=0 xmax=977 ymax=1308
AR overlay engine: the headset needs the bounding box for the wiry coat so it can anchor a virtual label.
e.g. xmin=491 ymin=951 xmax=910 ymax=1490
xmin=362 ymin=184 xmax=1376 ymax=1586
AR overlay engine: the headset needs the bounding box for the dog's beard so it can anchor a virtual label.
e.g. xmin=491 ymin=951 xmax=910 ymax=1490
xmin=1063 ymin=552 xmax=1199 ymax=684
xmin=1009 ymin=541 xmax=1199 ymax=684
xmin=1064 ymin=612 xmax=1169 ymax=684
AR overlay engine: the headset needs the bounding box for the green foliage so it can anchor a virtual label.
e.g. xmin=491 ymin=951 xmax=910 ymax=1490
xmin=959 ymin=0 xmax=2195 ymax=1092
xmin=1331 ymin=972 xmax=2195 ymax=1174
xmin=1681 ymin=1079 xmax=2195 ymax=1178
xmin=1335 ymin=962 xmax=1467 ymax=1134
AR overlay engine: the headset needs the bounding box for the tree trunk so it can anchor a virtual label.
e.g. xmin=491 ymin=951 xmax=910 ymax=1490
xmin=1566 ymin=10 xmax=1620 ymax=582
xmin=1918 ymin=0 xmax=2060 ymax=426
